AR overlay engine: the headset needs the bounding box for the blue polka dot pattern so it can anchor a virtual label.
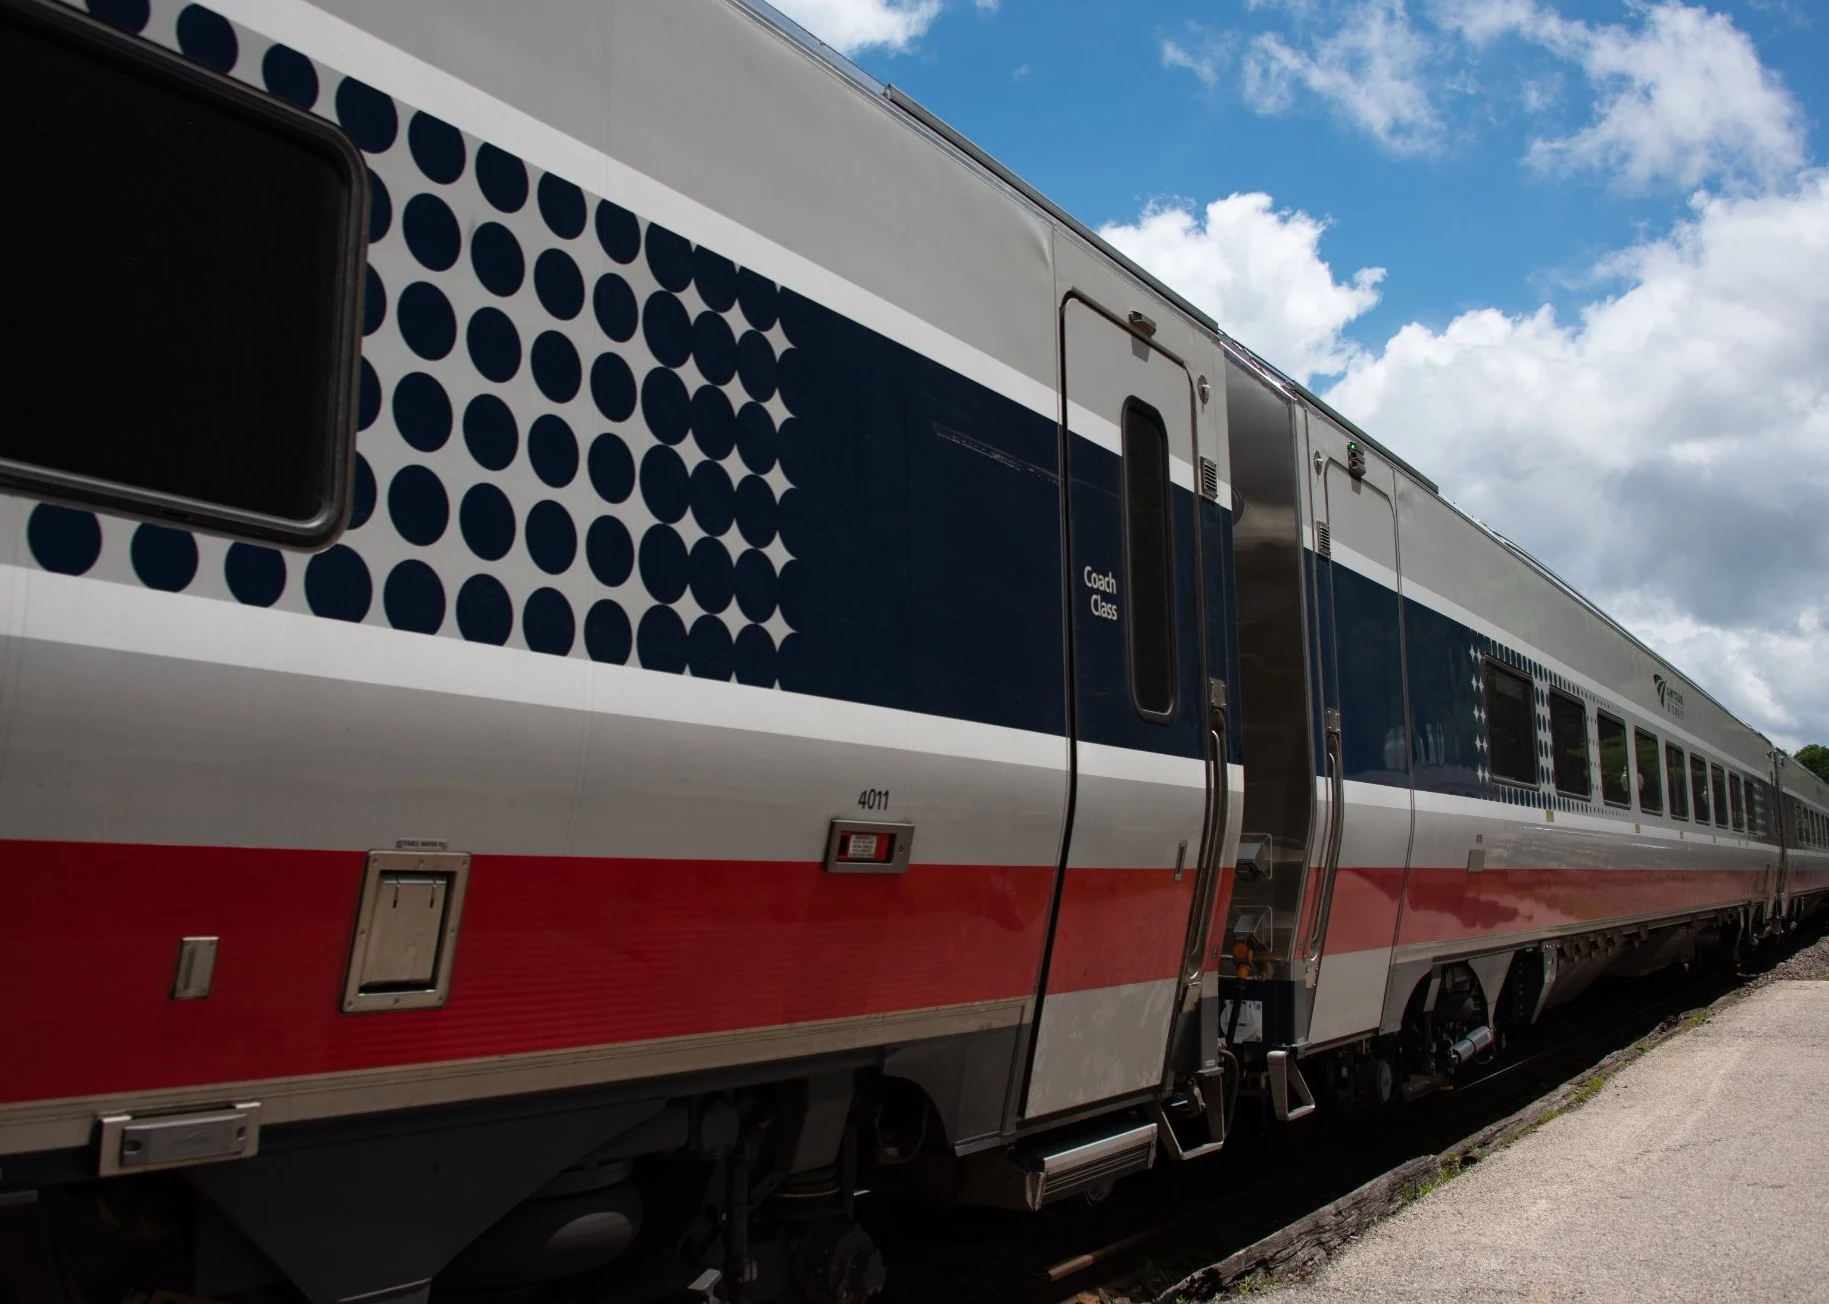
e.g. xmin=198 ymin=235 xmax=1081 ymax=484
xmin=357 ymin=359 xmax=381 ymax=430
xmin=408 ymin=112 xmax=466 ymax=184
xmin=467 ymin=307 xmax=521 ymax=382
xmin=534 ymin=249 xmax=585 ymax=320
xmin=522 ymin=587 xmax=575 ymax=655
xmin=645 ymin=224 xmax=693 ymax=292
xmin=586 ymin=515 xmax=633 ymax=586
xmin=640 ymin=446 xmax=689 ymax=524
xmin=476 ymin=145 xmax=529 ymax=212
xmin=86 ymin=0 xmax=148 ymax=33
xmin=590 ymin=353 xmax=636 ymax=422
xmin=736 ymin=403 xmax=777 ymax=474
xmin=585 ymin=599 xmax=632 ymax=663
xmin=261 ymin=44 xmax=317 ymax=107
xmin=692 ymin=247 xmax=739 ymax=312
xmin=384 ymin=560 xmax=445 ymax=633
xmin=403 ymin=194 xmax=460 ymax=271
xmin=641 ymin=369 xmax=690 ymax=446
xmin=639 ymin=525 xmax=689 ymax=604
xmin=642 ymin=292 xmax=691 ymax=368
xmin=367 ymin=171 xmax=392 ymax=243
xmin=305 ymin=546 xmax=372 ymax=622
xmin=463 ymin=395 xmax=518 ymax=471
xmin=398 ymin=282 xmax=456 ymax=359
xmin=131 ymin=524 xmax=198 ymax=591
xmin=225 ymin=543 xmax=286 ymax=606
xmin=637 ymin=605 xmax=687 ymax=673
xmin=176 ymin=5 xmax=235 ymax=71
xmin=737 ymin=268 xmax=780 ymax=331
xmin=350 ymin=454 xmax=376 ymax=529
xmin=524 ymin=500 xmax=577 ymax=575
xmin=689 ymin=537 xmax=733 ymax=612
xmin=28 ymin=504 xmax=101 ymax=575
xmin=363 ymin=266 xmax=387 ymax=336
xmin=589 ymin=434 xmax=635 ymax=504
xmin=460 ymin=483 xmax=516 ymax=561
xmin=593 ymin=274 xmax=637 ymax=342
xmin=690 ymin=386 xmax=736 ymax=460
xmin=734 ymin=549 xmax=779 ymax=623
xmin=528 ymin=415 xmax=578 ymax=488
xmin=388 ymin=465 xmax=449 ymax=546
xmin=737 ymin=331 xmax=778 ymax=402
xmin=336 ymin=77 xmax=397 ymax=153
xmin=692 ymin=312 xmax=737 ymax=386
xmin=394 ymin=373 xmax=452 ymax=452
xmin=689 ymin=614 xmax=732 ymax=680
xmin=595 ymin=200 xmax=640 ymax=264
xmin=21 ymin=27 xmax=799 ymax=690
xmin=531 ymin=331 xmax=581 ymax=403
xmin=471 ymin=223 xmax=524 ymax=297
xmin=457 ymin=574 xmax=513 ymax=644
xmin=690 ymin=461 xmax=735 ymax=537
xmin=538 ymin=174 xmax=586 ymax=240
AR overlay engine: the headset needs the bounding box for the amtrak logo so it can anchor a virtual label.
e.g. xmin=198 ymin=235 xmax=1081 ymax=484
xmin=1654 ymin=674 xmax=1686 ymax=719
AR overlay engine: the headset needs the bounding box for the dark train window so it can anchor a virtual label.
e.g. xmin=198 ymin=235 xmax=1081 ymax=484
xmin=1711 ymin=765 xmax=1729 ymax=828
xmin=0 ymin=0 xmax=366 ymax=545
xmin=1633 ymin=729 xmax=1664 ymax=815
xmin=1665 ymin=744 xmax=1689 ymax=819
xmin=1483 ymin=661 xmax=1537 ymax=786
xmin=1122 ymin=398 xmax=1176 ymax=719
xmin=1692 ymin=755 xmax=1712 ymax=825
xmin=1596 ymin=713 xmax=1630 ymax=807
xmin=1729 ymin=775 xmax=1745 ymax=832
xmin=1548 ymin=691 xmax=1591 ymax=798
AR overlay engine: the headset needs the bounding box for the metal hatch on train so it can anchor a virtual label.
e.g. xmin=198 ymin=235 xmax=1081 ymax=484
xmin=1019 ymin=286 xmax=1228 ymax=1128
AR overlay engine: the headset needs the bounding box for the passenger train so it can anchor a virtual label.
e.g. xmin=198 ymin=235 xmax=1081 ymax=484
xmin=2 ymin=1 xmax=1826 ymax=1301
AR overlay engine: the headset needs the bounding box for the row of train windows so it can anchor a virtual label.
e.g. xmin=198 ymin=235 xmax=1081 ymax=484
xmin=1484 ymin=660 xmax=1766 ymax=833
xmin=1791 ymin=798 xmax=1829 ymax=851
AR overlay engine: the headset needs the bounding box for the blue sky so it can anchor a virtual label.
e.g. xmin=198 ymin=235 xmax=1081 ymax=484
xmin=773 ymin=0 xmax=1829 ymax=751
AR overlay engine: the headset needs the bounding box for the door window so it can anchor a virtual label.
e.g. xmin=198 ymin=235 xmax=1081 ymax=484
xmin=1122 ymin=399 xmax=1176 ymax=719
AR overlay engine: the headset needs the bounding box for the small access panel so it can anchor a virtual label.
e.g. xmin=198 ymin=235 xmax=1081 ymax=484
xmin=343 ymin=850 xmax=471 ymax=1013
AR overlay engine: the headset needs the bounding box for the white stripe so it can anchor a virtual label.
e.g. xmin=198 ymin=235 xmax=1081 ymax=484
xmin=209 ymin=0 xmax=1060 ymax=426
xmin=0 ymin=564 xmax=1068 ymax=771
xmin=1066 ymin=400 xmax=1196 ymax=490
xmin=1077 ymin=741 xmax=1207 ymax=788
xmin=1329 ymin=539 xmax=1398 ymax=591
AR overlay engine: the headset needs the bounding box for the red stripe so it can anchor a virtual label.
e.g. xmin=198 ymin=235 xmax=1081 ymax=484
xmin=0 ymin=841 xmax=1055 ymax=1105
xmin=1046 ymin=868 xmax=1196 ymax=992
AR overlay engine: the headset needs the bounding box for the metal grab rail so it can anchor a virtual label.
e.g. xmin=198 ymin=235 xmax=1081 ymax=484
xmin=1182 ymin=683 xmax=1230 ymax=987
xmin=1304 ymin=709 xmax=1345 ymax=984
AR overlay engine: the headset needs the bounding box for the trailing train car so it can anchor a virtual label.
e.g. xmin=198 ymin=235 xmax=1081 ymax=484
xmin=0 ymin=1 xmax=1822 ymax=1303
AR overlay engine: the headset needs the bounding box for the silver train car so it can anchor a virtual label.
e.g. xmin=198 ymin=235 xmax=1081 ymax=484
xmin=1 ymin=1 xmax=1825 ymax=1301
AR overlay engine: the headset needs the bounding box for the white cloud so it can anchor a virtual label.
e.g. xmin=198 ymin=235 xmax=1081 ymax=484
xmin=1240 ymin=0 xmax=1445 ymax=154
xmin=1323 ymin=174 xmax=1829 ymax=745
xmin=1162 ymin=38 xmax=1223 ymax=90
xmin=767 ymin=0 xmax=943 ymax=55
xmin=1438 ymin=0 xmax=1806 ymax=189
xmin=1099 ymin=195 xmax=1386 ymax=381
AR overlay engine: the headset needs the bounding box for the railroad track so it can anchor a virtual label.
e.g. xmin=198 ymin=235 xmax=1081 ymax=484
xmin=864 ymin=920 xmax=1829 ymax=1304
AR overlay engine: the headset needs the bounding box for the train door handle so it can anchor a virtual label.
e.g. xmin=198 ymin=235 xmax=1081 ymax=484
xmin=1304 ymin=710 xmax=1345 ymax=984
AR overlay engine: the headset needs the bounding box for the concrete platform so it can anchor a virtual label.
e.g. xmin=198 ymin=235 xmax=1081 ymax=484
xmin=1261 ymin=980 xmax=1829 ymax=1302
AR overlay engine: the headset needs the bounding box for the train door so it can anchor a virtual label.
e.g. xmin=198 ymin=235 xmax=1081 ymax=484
xmin=1020 ymin=293 xmax=1212 ymax=1122
xmin=1300 ymin=414 xmax=1414 ymax=1046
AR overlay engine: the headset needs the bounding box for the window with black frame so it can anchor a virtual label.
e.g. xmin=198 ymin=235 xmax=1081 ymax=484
xmin=1484 ymin=661 xmax=1537 ymax=786
xmin=1692 ymin=754 xmax=1712 ymax=825
xmin=1548 ymin=690 xmax=1591 ymax=798
xmin=1634 ymin=728 xmax=1664 ymax=815
xmin=1729 ymin=775 xmax=1745 ymax=831
xmin=1711 ymin=765 xmax=1729 ymax=828
xmin=1665 ymin=743 xmax=1689 ymax=819
xmin=1597 ymin=713 xmax=1631 ymax=807
xmin=0 ymin=0 xmax=366 ymax=544
xmin=1121 ymin=399 xmax=1175 ymax=719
